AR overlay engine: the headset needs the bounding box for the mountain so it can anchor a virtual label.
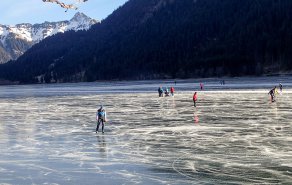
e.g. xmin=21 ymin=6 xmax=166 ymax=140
xmin=0 ymin=12 xmax=98 ymax=64
xmin=1 ymin=0 xmax=292 ymax=83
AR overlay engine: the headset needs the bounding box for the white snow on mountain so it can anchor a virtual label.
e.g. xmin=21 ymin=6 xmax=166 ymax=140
xmin=1 ymin=12 xmax=97 ymax=45
xmin=0 ymin=25 xmax=9 ymax=46
xmin=0 ymin=12 xmax=98 ymax=63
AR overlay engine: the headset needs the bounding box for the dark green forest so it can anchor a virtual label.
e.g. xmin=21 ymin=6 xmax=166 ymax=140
xmin=1 ymin=0 xmax=292 ymax=83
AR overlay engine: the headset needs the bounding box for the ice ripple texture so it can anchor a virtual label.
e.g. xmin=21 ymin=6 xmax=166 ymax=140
xmin=0 ymin=85 xmax=291 ymax=184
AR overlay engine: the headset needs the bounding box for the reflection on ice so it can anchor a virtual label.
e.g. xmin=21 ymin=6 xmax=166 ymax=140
xmin=0 ymin=79 xmax=291 ymax=184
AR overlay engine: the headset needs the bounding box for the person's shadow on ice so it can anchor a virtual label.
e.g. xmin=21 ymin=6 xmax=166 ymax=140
xmin=96 ymin=135 xmax=108 ymax=158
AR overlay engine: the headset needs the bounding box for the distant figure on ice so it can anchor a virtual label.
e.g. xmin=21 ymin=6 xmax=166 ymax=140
xmin=268 ymin=86 xmax=278 ymax=103
xmin=158 ymin=86 xmax=164 ymax=97
xmin=165 ymin=88 xmax=170 ymax=96
xmin=200 ymin=83 xmax=204 ymax=90
xmin=96 ymin=105 xmax=107 ymax=133
xmin=279 ymin=83 xmax=283 ymax=93
xmin=170 ymin=87 xmax=175 ymax=96
xmin=193 ymin=92 xmax=198 ymax=107
xmin=220 ymin=80 xmax=225 ymax=85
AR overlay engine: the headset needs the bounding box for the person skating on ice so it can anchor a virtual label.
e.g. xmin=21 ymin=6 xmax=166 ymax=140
xmin=170 ymin=87 xmax=175 ymax=96
xmin=193 ymin=92 xmax=198 ymax=107
xmin=96 ymin=105 xmax=107 ymax=133
xmin=268 ymin=86 xmax=278 ymax=102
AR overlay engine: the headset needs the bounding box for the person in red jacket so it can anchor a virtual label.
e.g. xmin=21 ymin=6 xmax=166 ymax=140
xmin=193 ymin=92 xmax=197 ymax=107
xmin=170 ymin=87 xmax=175 ymax=96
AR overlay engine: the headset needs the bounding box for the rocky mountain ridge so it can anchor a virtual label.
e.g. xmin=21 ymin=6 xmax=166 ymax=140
xmin=0 ymin=12 xmax=98 ymax=63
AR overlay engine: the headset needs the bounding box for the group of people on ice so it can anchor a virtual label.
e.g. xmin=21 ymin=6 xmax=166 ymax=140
xmin=95 ymin=81 xmax=285 ymax=133
xmin=158 ymin=86 xmax=175 ymax=97
xmin=158 ymin=86 xmax=199 ymax=108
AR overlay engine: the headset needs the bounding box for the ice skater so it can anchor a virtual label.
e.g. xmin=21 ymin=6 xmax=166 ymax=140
xmin=164 ymin=87 xmax=170 ymax=96
xmin=200 ymin=83 xmax=204 ymax=90
xmin=193 ymin=92 xmax=198 ymax=107
xmin=158 ymin=86 xmax=164 ymax=97
xmin=268 ymin=86 xmax=278 ymax=103
xmin=170 ymin=87 xmax=175 ymax=96
xmin=96 ymin=105 xmax=107 ymax=133
xmin=279 ymin=83 xmax=283 ymax=93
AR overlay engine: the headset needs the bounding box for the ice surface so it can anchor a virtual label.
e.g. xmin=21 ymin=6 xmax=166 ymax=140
xmin=0 ymin=77 xmax=291 ymax=184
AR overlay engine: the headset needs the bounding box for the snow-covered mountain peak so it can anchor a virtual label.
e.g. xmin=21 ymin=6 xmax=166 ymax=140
xmin=0 ymin=12 xmax=98 ymax=63
xmin=1 ymin=12 xmax=97 ymax=43
xmin=68 ymin=12 xmax=98 ymax=31
xmin=71 ymin=12 xmax=91 ymax=22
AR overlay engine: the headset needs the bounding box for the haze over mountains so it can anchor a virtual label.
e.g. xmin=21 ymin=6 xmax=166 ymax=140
xmin=0 ymin=12 xmax=97 ymax=64
xmin=1 ymin=0 xmax=292 ymax=84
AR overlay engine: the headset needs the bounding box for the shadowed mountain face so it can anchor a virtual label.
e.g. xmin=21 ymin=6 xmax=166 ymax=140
xmin=0 ymin=46 xmax=12 ymax=64
xmin=1 ymin=0 xmax=292 ymax=83
xmin=0 ymin=12 xmax=98 ymax=64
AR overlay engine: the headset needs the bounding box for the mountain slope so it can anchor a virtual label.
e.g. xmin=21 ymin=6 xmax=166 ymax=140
xmin=1 ymin=0 xmax=292 ymax=83
xmin=0 ymin=12 xmax=97 ymax=64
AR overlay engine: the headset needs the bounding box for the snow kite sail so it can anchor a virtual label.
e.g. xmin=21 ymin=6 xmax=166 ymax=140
xmin=42 ymin=0 xmax=88 ymax=12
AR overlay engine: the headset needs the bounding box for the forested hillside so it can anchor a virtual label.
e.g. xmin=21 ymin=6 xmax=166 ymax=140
xmin=1 ymin=0 xmax=292 ymax=83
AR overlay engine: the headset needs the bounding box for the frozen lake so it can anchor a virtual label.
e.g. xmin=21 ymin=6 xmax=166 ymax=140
xmin=0 ymin=77 xmax=291 ymax=184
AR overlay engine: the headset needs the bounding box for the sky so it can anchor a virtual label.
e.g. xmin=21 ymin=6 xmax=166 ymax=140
xmin=0 ymin=0 xmax=128 ymax=25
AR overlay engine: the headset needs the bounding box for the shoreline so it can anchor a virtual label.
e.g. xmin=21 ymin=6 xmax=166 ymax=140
xmin=1 ymin=75 xmax=292 ymax=86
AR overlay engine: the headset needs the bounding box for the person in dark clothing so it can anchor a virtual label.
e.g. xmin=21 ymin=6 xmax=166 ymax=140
xmin=268 ymin=86 xmax=277 ymax=102
xmin=96 ymin=105 xmax=106 ymax=133
xmin=200 ymin=83 xmax=204 ymax=90
xmin=279 ymin=83 xmax=283 ymax=93
xmin=164 ymin=88 xmax=170 ymax=96
xmin=158 ymin=86 xmax=164 ymax=97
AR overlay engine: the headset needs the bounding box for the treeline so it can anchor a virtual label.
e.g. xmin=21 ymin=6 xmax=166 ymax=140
xmin=1 ymin=0 xmax=292 ymax=83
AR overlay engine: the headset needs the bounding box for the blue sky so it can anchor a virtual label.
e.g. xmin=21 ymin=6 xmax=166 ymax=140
xmin=0 ymin=0 xmax=128 ymax=25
